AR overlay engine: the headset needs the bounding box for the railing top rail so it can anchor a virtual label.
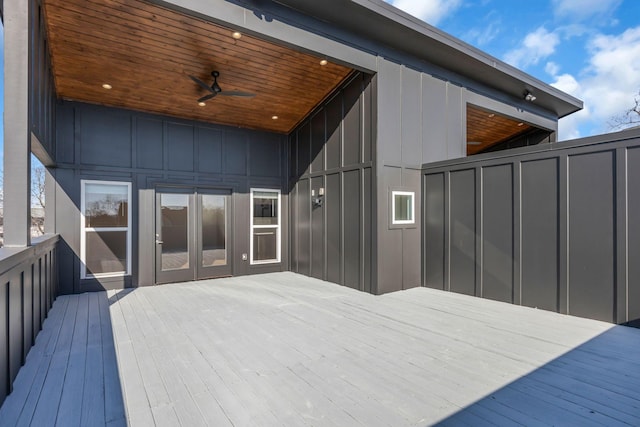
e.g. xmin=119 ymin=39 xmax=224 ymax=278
xmin=0 ymin=234 xmax=59 ymax=277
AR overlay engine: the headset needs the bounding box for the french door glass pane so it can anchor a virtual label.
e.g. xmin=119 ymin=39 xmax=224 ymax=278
xmin=253 ymin=227 xmax=277 ymax=261
xmin=161 ymin=193 xmax=189 ymax=270
xmin=201 ymin=195 xmax=227 ymax=267
xmin=85 ymin=230 xmax=127 ymax=275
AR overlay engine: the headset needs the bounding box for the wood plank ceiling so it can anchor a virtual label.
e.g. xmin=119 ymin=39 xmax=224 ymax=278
xmin=466 ymin=104 xmax=533 ymax=155
xmin=42 ymin=0 xmax=354 ymax=134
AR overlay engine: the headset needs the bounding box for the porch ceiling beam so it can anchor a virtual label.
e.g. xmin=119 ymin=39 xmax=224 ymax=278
xmin=3 ymin=0 xmax=31 ymax=247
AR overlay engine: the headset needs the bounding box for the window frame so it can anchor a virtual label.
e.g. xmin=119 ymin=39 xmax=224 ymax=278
xmin=249 ymin=188 xmax=281 ymax=265
xmin=80 ymin=179 xmax=132 ymax=279
xmin=391 ymin=190 xmax=415 ymax=225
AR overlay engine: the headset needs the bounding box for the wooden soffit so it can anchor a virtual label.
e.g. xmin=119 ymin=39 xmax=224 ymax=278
xmin=42 ymin=0 xmax=354 ymax=133
xmin=466 ymin=104 xmax=534 ymax=155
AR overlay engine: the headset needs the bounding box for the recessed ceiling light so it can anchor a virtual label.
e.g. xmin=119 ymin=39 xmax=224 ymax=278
xmin=198 ymin=101 xmax=206 ymax=107
xmin=320 ymin=59 xmax=328 ymax=66
xmin=517 ymin=122 xmax=524 ymax=126
xmin=272 ymin=115 xmax=279 ymax=120
xmin=488 ymin=113 xmax=495 ymax=118
xmin=102 ymin=83 xmax=112 ymax=90
xmin=232 ymin=31 xmax=242 ymax=40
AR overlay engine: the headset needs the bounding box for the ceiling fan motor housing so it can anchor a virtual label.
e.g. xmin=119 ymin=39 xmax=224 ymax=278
xmin=189 ymin=71 xmax=255 ymax=101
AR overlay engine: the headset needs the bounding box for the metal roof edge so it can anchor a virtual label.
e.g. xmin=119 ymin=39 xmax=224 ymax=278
xmin=273 ymin=0 xmax=583 ymax=117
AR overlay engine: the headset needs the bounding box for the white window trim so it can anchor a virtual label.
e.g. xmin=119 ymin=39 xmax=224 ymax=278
xmin=391 ymin=190 xmax=415 ymax=225
xmin=80 ymin=180 xmax=132 ymax=279
xmin=250 ymin=188 xmax=281 ymax=265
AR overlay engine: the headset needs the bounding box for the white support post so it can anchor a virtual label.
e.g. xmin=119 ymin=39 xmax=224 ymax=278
xmin=3 ymin=0 xmax=32 ymax=247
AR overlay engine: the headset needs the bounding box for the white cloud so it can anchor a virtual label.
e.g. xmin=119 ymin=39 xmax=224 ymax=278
xmin=385 ymin=0 xmax=463 ymax=26
xmin=503 ymin=27 xmax=560 ymax=69
xmin=552 ymin=26 xmax=640 ymax=139
xmin=545 ymin=61 xmax=560 ymax=76
xmin=551 ymin=73 xmax=581 ymax=96
xmin=550 ymin=74 xmax=587 ymax=140
xmin=552 ymin=0 xmax=622 ymax=21
xmin=464 ymin=19 xmax=501 ymax=47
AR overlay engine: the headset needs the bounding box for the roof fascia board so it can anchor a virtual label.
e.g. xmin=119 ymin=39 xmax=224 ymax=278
xmin=273 ymin=0 xmax=583 ymax=117
xmin=359 ymin=0 xmax=582 ymax=108
xmin=150 ymin=0 xmax=378 ymax=72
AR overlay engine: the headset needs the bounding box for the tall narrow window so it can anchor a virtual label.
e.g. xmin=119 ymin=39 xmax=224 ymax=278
xmin=250 ymin=189 xmax=281 ymax=264
xmin=81 ymin=180 xmax=131 ymax=278
xmin=392 ymin=191 xmax=415 ymax=225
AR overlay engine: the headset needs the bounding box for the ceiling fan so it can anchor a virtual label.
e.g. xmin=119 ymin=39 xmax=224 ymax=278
xmin=189 ymin=71 xmax=255 ymax=102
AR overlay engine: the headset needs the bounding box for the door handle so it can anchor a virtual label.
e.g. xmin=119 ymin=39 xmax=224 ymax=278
xmin=156 ymin=240 xmax=164 ymax=244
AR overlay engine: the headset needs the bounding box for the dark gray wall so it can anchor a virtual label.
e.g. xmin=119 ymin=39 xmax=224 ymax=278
xmin=423 ymin=129 xmax=640 ymax=324
xmin=29 ymin=0 xmax=56 ymax=162
xmin=152 ymin=0 xmax=563 ymax=296
xmin=374 ymin=61 xmax=465 ymax=294
xmin=289 ymin=73 xmax=374 ymax=292
xmin=38 ymin=0 xmax=568 ymax=299
xmin=372 ymin=60 xmax=557 ymax=294
xmin=53 ymin=102 xmax=288 ymax=294
xmin=0 ymin=236 xmax=58 ymax=406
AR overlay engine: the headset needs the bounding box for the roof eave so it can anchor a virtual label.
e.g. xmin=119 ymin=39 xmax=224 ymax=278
xmin=273 ymin=0 xmax=583 ymax=117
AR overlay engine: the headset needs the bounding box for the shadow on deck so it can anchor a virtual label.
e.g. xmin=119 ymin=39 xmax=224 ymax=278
xmin=435 ymin=326 xmax=640 ymax=426
xmin=0 ymin=292 xmax=126 ymax=426
xmin=0 ymin=272 xmax=638 ymax=426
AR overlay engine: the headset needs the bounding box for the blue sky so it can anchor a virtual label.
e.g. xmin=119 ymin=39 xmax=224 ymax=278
xmin=385 ymin=0 xmax=640 ymax=140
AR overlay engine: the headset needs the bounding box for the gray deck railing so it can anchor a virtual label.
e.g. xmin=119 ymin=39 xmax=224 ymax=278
xmin=0 ymin=234 xmax=59 ymax=406
xmin=422 ymin=128 xmax=640 ymax=325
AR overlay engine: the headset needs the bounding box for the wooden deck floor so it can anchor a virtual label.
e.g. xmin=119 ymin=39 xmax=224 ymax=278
xmin=1 ymin=272 xmax=639 ymax=426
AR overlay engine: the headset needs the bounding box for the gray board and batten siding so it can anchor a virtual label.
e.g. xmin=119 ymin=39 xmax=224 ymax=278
xmin=40 ymin=0 xmax=570 ymax=297
xmin=288 ymin=55 xmax=560 ymax=296
xmin=157 ymin=0 xmax=575 ymax=295
xmin=51 ymin=70 xmax=563 ymax=297
xmin=423 ymin=128 xmax=640 ymax=325
xmin=373 ymin=61 xmax=558 ymax=294
xmin=14 ymin=0 xmax=583 ymax=299
xmin=289 ymin=72 xmax=374 ymax=293
xmin=53 ymin=101 xmax=288 ymax=294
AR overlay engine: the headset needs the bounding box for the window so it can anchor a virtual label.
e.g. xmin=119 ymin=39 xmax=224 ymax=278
xmin=81 ymin=180 xmax=131 ymax=278
xmin=250 ymin=189 xmax=281 ymax=264
xmin=392 ymin=191 xmax=415 ymax=225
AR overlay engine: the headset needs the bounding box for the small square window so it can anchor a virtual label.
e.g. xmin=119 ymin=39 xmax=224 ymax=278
xmin=392 ymin=191 xmax=415 ymax=225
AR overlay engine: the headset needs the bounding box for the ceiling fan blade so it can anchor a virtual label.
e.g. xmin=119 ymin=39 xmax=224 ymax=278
xmin=198 ymin=93 xmax=217 ymax=102
xmin=219 ymin=91 xmax=256 ymax=98
xmin=189 ymin=75 xmax=214 ymax=93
